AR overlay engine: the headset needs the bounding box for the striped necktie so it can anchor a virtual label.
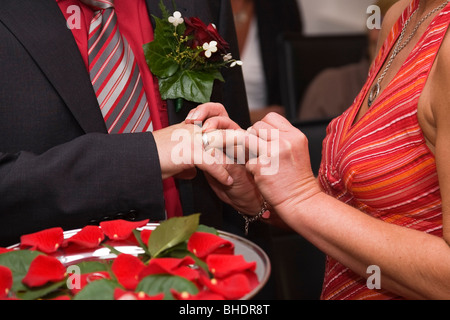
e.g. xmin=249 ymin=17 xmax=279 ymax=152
xmin=80 ymin=0 xmax=153 ymax=133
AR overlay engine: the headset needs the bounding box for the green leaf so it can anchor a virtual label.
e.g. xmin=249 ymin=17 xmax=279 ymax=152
xmin=75 ymin=261 xmax=109 ymax=274
xmin=197 ymin=224 xmax=219 ymax=235
xmin=143 ymin=14 xmax=181 ymax=78
xmin=167 ymin=249 xmax=210 ymax=276
xmin=144 ymin=41 xmax=179 ymax=78
xmin=132 ymin=229 xmax=150 ymax=257
xmin=155 ymin=242 xmax=187 ymax=258
xmin=72 ymin=279 xmax=119 ymax=300
xmin=158 ymin=0 xmax=171 ymax=20
xmin=136 ymin=274 xmax=198 ymax=300
xmin=152 ymin=14 xmax=176 ymax=41
xmin=148 ymin=214 xmax=200 ymax=258
xmin=158 ymin=69 xmax=220 ymax=103
xmin=17 ymin=280 xmax=66 ymax=301
xmin=102 ymin=244 xmax=123 ymax=257
xmin=0 ymin=250 xmax=43 ymax=292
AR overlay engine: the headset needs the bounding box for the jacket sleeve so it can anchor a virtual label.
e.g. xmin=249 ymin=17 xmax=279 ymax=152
xmin=0 ymin=132 xmax=166 ymax=246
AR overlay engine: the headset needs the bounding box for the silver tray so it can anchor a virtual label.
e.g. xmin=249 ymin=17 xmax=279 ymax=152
xmin=12 ymin=224 xmax=271 ymax=300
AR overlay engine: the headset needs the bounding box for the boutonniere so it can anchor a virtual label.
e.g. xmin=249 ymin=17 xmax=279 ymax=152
xmin=143 ymin=1 xmax=242 ymax=112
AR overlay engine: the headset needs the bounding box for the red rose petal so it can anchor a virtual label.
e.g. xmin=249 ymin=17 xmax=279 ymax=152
xmin=206 ymin=254 xmax=256 ymax=279
xmin=22 ymin=255 xmax=66 ymax=288
xmin=200 ymin=273 xmax=252 ymax=300
xmin=171 ymin=289 xmax=225 ymax=300
xmin=114 ymin=288 xmax=164 ymax=300
xmin=243 ymin=270 xmax=260 ymax=291
xmin=0 ymin=248 xmax=14 ymax=255
xmin=20 ymin=227 xmax=64 ymax=253
xmin=69 ymin=271 xmax=110 ymax=295
xmin=0 ymin=265 xmax=13 ymax=299
xmin=184 ymin=17 xmax=230 ymax=57
xmin=64 ymin=225 xmax=105 ymax=249
xmin=139 ymin=256 xmax=199 ymax=281
xmin=100 ymin=219 xmax=149 ymax=241
xmin=140 ymin=229 xmax=152 ymax=246
xmin=187 ymin=232 xmax=234 ymax=259
xmin=111 ymin=254 xmax=145 ymax=290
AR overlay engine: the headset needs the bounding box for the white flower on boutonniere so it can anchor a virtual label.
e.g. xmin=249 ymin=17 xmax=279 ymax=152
xmin=203 ymin=41 xmax=218 ymax=58
xmin=168 ymin=11 xmax=184 ymax=27
xmin=231 ymin=60 xmax=243 ymax=67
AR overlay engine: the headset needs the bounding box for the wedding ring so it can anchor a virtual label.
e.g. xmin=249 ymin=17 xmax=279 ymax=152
xmin=202 ymin=132 xmax=209 ymax=148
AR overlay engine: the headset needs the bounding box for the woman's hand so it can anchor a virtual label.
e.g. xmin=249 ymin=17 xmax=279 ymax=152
xmin=186 ymin=104 xmax=321 ymax=219
xmin=185 ymin=103 xmax=266 ymax=215
xmin=244 ymin=113 xmax=322 ymax=215
xmin=204 ymin=154 xmax=265 ymax=216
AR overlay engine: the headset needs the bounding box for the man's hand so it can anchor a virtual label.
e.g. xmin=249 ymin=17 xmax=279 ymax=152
xmin=152 ymin=122 xmax=233 ymax=186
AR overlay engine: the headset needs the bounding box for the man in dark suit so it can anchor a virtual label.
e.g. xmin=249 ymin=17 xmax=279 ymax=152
xmin=0 ymin=0 xmax=250 ymax=246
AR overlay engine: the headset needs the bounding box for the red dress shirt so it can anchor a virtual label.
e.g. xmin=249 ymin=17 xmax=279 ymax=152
xmin=56 ymin=0 xmax=182 ymax=218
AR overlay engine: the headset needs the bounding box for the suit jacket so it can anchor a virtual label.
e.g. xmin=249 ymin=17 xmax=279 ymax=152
xmin=0 ymin=0 xmax=250 ymax=246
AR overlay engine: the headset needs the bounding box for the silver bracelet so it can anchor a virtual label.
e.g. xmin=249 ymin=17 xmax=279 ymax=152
xmin=238 ymin=200 xmax=269 ymax=236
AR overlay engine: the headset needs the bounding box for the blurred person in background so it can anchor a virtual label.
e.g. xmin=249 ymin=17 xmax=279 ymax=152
xmin=298 ymin=0 xmax=398 ymax=121
xmin=231 ymin=0 xmax=303 ymax=123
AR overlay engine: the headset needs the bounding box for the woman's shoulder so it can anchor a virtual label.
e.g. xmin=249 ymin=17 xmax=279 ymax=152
xmin=381 ymin=0 xmax=411 ymax=27
xmin=375 ymin=0 xmax=411 ymax=51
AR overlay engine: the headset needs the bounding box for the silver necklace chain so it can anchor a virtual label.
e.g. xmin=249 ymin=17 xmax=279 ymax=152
xmin=368 ymin=0 xmax=449 ymax=107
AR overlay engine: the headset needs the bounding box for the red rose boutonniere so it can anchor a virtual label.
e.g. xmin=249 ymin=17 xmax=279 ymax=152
xmin=143 ymin=1 xmax=242 ymax=112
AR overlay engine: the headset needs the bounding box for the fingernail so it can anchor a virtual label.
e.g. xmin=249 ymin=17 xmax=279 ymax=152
xmin=226 ymin=176 xmax=234 ymax=186
xmin=202 ymin=122 xmax=209 ymax=132
xmin=186 ymin=110 xmax=198 ymax=120
xmin=190 ymin=110 xmax=200 ymax=120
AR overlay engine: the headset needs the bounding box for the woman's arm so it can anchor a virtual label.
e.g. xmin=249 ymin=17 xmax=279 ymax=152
xmin=427 ymin=28 xmax=450 ymax=245
xmin=246 ymin=113 xmax=450 ymax=300
xmin=188 ymin=73 xmax=450 ymax=299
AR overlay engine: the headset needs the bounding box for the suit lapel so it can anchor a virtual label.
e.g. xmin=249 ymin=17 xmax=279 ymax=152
xmin=0 ymin=0 xmax=107 ymax=133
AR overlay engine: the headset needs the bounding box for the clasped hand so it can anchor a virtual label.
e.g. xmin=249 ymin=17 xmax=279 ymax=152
xmin=183 ymin=103 xmax=321 ymax=219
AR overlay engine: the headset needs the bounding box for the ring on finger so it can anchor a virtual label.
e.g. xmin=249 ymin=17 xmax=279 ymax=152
xmin=202 ymin=132 xmax=209 ymax=148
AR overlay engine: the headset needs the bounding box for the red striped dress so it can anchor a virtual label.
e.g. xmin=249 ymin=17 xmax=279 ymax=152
xmin=318 ymin=0 xmax=447 ymax=300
